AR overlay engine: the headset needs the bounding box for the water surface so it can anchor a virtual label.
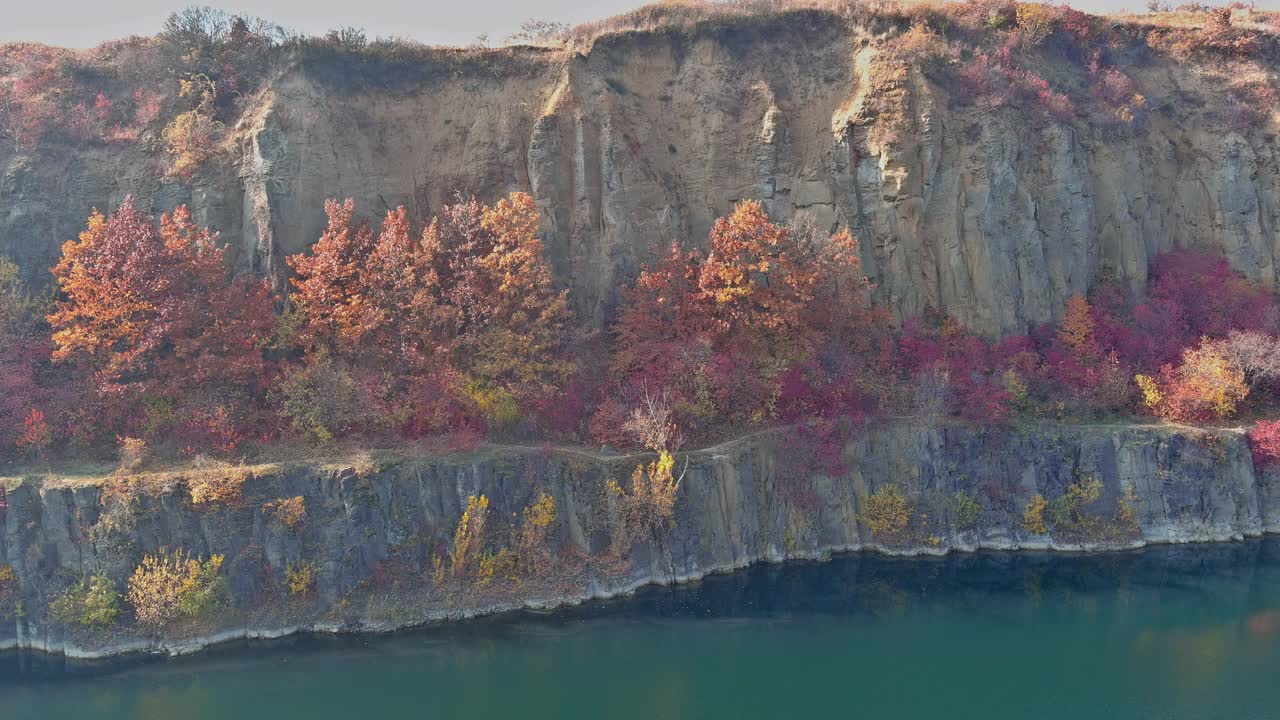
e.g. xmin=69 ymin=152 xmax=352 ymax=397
xmin=4 ymin=541 xmax=1280 ymax=719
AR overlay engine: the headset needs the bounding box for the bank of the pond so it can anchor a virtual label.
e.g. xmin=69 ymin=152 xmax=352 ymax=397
xmin=2 ymin=422 xmax=1278 ymax=661
xmin=5 ymin=539 xmax=1280 ymax=720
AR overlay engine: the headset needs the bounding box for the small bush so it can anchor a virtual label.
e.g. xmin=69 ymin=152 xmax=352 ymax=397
xmin=475 ymin=548 xmax=515 ymax=588
xmin=161 ymin=75 xmax=222 ymax=177
xmin=892 ymin=23 xmax=958 ymax=75
xmin=515 ymin=492 xmax=557 ymax=578
xmin=351 ymin=449 xmax=377 ymax=478
xmin=987 ymin=3 xmax=1017 ymax=30
xmin=861 ymin=484 xmax=911 ymax=539
xmin=622 ymin=391 xmax=682 ymax=452
xmin=504 ymin=18 xmax=570 ymax=45
xmin=127 ymin=548 xmax=227 ymax=627
xmin=1115 ymin=486 xmax=1138 ymax=531
xmin=266 ymin=496 xmax=306 ymax=530
xmin=608 ymin=450 xmax=683 ymax=553
xmin=1137 ymin=340 xmax=1249 ymax=423
xmin=49 ymin=574 xmax=121 ymax=629
xmin=1015 ymin=3 xmax=1056 ymax=45
xmin=448 ymin=495 xmax=490 ymax=581
xmin=1047 ymin=476 xmax=1103 ymax=530
xmin=951 ymin=491 xmax=983 ymax=530
xmin=116 ymin=436 xmax=148 ymax=474
xmin=466 ymin=382 xmax=519 ymax=428
xmin=1250 ymin=420 xmax=1280 ymax=467
xmin=188 ymin=455 xmax=249 ymax=508
xmin=1022 ymin=493 xmax=1048 ymax=534
xmin=285 ymin=561 xmax=316 ymax=597
xmin=16 ymin=408 xmax=51 ymax=456
xmin=274 ymin=354 xmax=363 ymax=442
xmin=0 ymin=565 xmax=16 ymax=614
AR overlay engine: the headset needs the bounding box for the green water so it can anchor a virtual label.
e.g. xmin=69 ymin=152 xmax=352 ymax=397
xmin=5 ymin=541 xmax=1280 ymax=719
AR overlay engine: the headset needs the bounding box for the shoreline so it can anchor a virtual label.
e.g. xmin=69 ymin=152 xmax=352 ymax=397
xmin=2 ymin=528 xmax=1262 ymax=663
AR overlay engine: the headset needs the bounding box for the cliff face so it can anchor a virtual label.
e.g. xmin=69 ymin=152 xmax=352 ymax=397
xmin=3 ymin=14 xmax=1279 ymax=334
xmin=0 ymin=422 xmax=1275 ymax=657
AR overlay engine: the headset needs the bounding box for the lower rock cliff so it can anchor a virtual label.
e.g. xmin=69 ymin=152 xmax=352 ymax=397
xmin=0 ymin=421 xmax=1276 ymax=658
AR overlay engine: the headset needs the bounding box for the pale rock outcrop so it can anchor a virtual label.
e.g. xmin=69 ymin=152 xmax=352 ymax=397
xmin=1 ymin=17 xmax=1277 ymax=335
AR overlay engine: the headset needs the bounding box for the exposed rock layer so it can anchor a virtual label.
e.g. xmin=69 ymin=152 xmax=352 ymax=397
xmin=0 ymin=422 xmax=1276 ymax=658
xmin=2 ymin=16 xmax=1278 ymax=334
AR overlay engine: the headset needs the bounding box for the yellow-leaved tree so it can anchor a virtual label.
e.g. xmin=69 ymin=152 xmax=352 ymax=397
xmin=608 ymin=396 xmax=685 ymax=556
xmin=1135 ymin=338 xmax=1248 ymax=423
xmin=127 ymin=548 xmax=226 ymax=626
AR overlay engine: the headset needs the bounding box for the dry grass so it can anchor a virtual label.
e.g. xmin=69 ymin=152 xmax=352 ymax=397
xmin=554 ymin=0 xmax=1278 ymax=51
xmin=1112 ymin=7 xmax=1279 ymax=33
xmin=558 ymin=0 xmax=917 ymax=48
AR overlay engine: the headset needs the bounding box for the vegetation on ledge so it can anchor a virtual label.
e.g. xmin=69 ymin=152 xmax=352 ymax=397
xmin=6 ymin=183 xmax=1280 ymax=471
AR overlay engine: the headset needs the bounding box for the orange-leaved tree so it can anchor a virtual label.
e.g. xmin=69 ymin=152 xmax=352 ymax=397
xmin=285 ymin=198 xmax=379 ymax=356
xmin=423 ymin=192 xmax=574 ymax=404
xmin=600 ymin=200 xmax=866 ymax=444
xmin=283 ymin=192 xmax=573 ymax=437
xmin=1057 ymin=293 xmax=1097 ymax=358
xmin=49 ymin=197 xmax=273 ymax=445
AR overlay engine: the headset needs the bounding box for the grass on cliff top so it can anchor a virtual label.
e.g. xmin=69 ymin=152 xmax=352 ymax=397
xmin=0 ymin=437 xmax=654 ymax=491
xmin=555 ymin=0 xmax=1279 ymax=48
xmin=1 ymin=419 xmax=1248 ymax=492
xmin=13 ymin=1 xmax=1275 ymax=59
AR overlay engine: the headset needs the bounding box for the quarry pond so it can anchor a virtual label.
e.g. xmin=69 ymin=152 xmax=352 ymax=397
xmin=4 ymin=540 xmax=1280 ymax=719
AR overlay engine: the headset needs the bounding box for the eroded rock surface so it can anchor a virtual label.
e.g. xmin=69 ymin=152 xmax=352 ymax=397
xmin=1 ymin=422 xmax=1276 ymax=657
xmin=3 ymin=17 xmax=1278 ymax=334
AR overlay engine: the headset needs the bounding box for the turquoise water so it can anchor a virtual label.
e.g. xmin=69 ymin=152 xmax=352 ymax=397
xmin=5 ymin=541 xmax=1280 ymax=719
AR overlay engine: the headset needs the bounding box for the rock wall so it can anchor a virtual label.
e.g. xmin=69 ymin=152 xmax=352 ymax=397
xmin=0 ymin=421 xmax=1276 ymax=658
xmin=3 ymin=14 xmax=1278 ymax=334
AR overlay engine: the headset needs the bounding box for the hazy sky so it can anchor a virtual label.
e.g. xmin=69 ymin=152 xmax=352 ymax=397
xmin=4 ymin=0 xmax=1280 ymax=48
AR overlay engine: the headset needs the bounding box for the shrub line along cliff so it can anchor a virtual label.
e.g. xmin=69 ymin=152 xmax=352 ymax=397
xmin=3 ymin=3 xmax=1280 ymax=659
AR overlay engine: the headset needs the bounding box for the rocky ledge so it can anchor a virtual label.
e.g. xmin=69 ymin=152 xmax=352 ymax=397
xmin=0 ymin=421 xmax=1275 ymax=659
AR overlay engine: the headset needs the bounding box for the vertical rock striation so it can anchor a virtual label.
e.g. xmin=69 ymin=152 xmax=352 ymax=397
xmin=2 ymin=16 xmax=1278 ymax=335
xmin=0 ymin=422 xmax=1276 ymax=658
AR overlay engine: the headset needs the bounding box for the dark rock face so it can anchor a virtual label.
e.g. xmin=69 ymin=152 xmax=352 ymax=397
xmin=0 ymin=422 xmax=1273 ymax=658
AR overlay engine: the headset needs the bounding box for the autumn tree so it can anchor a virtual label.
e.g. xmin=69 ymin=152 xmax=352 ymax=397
xmin=699 ymin=201 xmax=815 ymax=352
xmin=421 ymin=192 xmax=574 ymax=408
xmin=162 ymin=75 xmax=222 ymax=178
xmin=608 ymin=449 xmax=684 ymax=556
xmin=16 ymin=408 xmax=51 ymax=456
xmin=1222 ymin=330 xmax=1280 ymax=393
xmin=1057 ymin=293 xmax=1097 ymax=357
xmin=601 ymin=201 xmax=866 ymax=444
xmin=286 ymin=199 xmax=379 ymax=356
xmin=286 ymin=192 xmax=573 ymax=438
xmin=49 ymin=198 xmax=273 ymax=446
xmin=595 ymin=242 xmax=709 ymax=443
xmin=447 ymin=494 xmax=490 ymax=581
xmin=514 ymin=492 xmax=557 ymax=580
xmin=1136 ymin=338 xmax=1249 ymax=422
xmin=0 ymin=257 xmax=42 ymax=341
